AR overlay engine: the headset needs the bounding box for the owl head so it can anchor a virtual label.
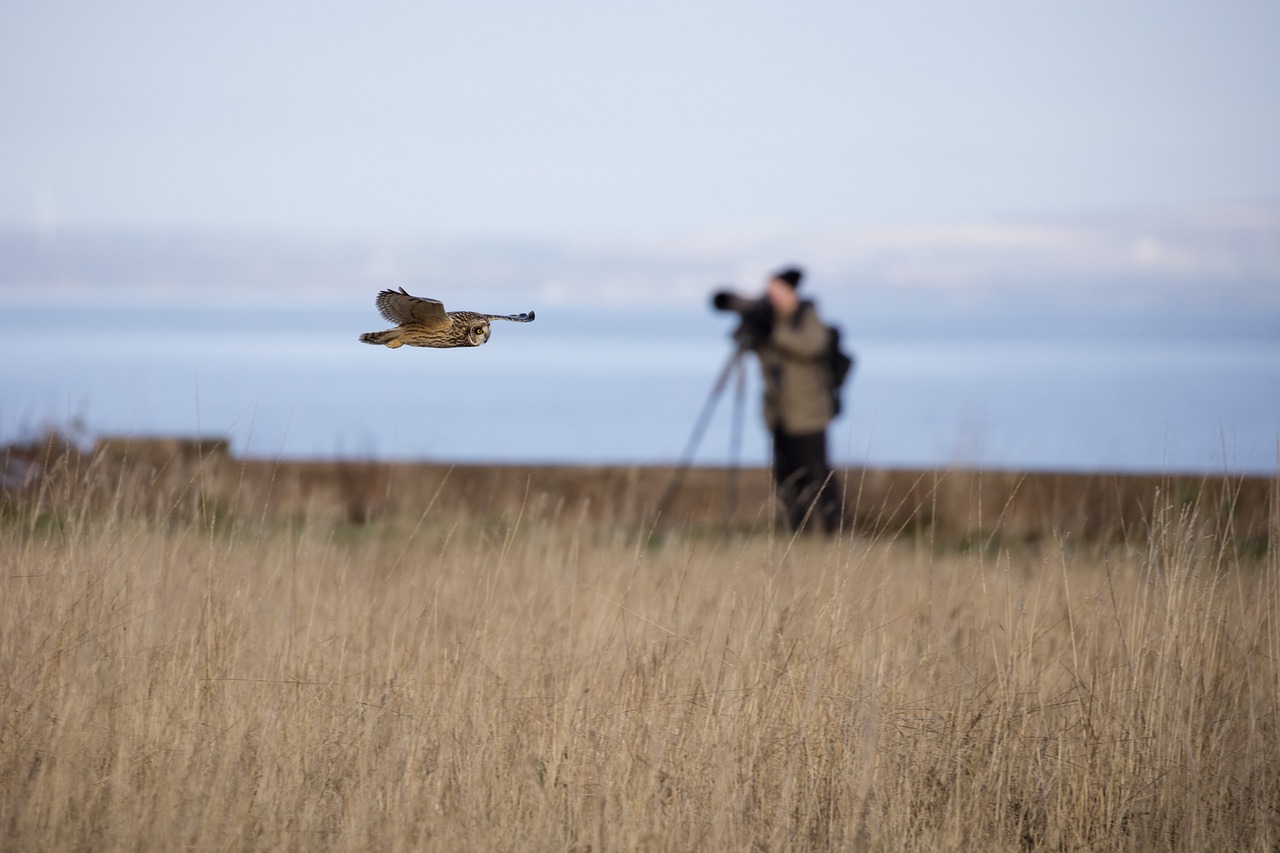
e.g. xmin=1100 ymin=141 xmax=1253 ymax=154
xmin=465 ymin=320 xmax=491 ymax=346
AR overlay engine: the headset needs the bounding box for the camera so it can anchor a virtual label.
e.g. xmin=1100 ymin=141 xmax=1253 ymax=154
xmin=712 ymin=290 xmax=774 ymax=349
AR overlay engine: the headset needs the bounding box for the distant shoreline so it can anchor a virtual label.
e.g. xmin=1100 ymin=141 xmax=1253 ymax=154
xmin=5 ymin=432 xmax=1274 ymax=546
xmin=83 ymin=437 xmax=1280 ymax=547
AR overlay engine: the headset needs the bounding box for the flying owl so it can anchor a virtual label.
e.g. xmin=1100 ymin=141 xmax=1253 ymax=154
xmin=359 ymin=287 xmax=535 ymax=348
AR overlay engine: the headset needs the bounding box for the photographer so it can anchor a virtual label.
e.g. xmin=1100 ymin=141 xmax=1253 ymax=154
xmin=713 ymin=267 xmax=842 ymax=535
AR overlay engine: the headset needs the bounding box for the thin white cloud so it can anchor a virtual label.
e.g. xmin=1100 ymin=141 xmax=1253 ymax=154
xmin=2 ymin=201 xmax=1277 ymax=315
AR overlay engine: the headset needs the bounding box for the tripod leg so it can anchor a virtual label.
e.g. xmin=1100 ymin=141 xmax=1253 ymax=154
xmin=655 ymin=348 xmax=745 ymax=523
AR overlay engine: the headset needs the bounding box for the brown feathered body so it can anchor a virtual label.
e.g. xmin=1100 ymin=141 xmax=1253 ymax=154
xmin=359 ymin=288 xmax=535 ymax=349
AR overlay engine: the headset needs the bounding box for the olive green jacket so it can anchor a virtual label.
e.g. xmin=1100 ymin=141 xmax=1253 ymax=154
xmin=753 ymin=301 xmax=834 ymax=434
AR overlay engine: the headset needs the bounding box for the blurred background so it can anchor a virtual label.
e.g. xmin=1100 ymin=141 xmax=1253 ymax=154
xmin=2 ymin=1 xmax=1278 ymax=473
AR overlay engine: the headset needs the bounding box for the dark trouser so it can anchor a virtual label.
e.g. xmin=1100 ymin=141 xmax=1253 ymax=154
xmin=771 ymin=428 xmax=841 ymax=535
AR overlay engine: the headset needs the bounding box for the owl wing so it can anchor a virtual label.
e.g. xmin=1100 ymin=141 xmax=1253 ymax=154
xmin=480 ymin=310 xmax=536 ymax=323
xmin=375 ymin=287 xmax=449 ymax=329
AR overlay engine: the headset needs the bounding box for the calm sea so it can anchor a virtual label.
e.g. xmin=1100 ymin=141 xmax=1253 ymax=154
xmin=2 ymin=288 xmax=1278 ymax=474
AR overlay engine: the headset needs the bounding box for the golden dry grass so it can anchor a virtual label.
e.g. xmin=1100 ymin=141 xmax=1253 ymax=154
xmin=1 ymin=455 xmax=1278 ymax=850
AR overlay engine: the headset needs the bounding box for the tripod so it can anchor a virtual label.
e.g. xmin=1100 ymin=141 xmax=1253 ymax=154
xmin=654 ymin=345 xmax=750 ymax=530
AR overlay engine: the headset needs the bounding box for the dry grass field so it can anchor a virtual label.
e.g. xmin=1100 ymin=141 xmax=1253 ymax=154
xmin=2 ymin=439 xmax=1278 ymax=850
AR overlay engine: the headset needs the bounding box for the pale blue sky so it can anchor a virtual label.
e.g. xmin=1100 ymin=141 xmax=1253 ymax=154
xmin=3 ymin=4 xmax=1278 ymax=472
xmin=3 ymin=1 xmax=1278 ymax=241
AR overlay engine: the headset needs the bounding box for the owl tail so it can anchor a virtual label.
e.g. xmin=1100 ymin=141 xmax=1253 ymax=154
xmin=359 ymin=330 xmax=404 ymax=348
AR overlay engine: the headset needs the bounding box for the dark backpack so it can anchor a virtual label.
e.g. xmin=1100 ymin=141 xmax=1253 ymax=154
xmin=826 ymin=325 xmax=855 ymax=415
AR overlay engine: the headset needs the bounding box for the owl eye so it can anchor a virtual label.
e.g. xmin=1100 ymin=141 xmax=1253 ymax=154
xmin=472 ymin=326 xmax=485 ymax=336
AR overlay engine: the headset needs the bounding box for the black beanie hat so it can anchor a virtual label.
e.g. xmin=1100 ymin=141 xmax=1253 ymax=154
xmin=773 ymin=266 xmax=803 ymax=288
